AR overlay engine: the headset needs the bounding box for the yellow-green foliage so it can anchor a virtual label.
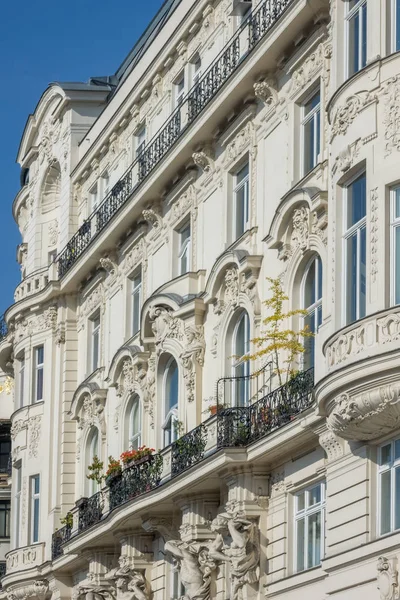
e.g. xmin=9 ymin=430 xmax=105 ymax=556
xmin=245 ymin=277 xmax=314 ymax=386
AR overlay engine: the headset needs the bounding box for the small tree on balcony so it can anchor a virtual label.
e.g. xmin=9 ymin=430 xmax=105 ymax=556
xmin=245 ymin=277 xmax=314 ymax=388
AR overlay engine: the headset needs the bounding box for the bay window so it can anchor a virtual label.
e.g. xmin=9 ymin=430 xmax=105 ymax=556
xmin=343 ymin=173 xmax=366 ymax=324
xmin=294 ymin=482 xmax=325 ymax=572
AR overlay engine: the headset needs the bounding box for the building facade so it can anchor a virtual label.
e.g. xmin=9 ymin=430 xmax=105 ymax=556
xmin=1 ymin=0 xmax=400 ymax=598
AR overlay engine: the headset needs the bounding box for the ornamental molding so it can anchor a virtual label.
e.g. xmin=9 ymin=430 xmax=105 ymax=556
xmin=213 ymin=264 xmax=261 ymax=317
xmin=141 ymin=206 xmax=163 ymax=238
xmin=11 ymin=419 xmax=27 ymax=440
xmin=118 ymin=354 xmax=155 ymax=427
xmin=28 ymin=415 xmax=41 ymax=458
xmin=223 ymin=121 xmax=256 ymax=167
xmin=253 ymin=75 xmax=279 ymax=107
xmin=169 ymin=185 xmax=197 ymax=225
xmin=6 ymin=546 xmax=45 ymax=575
xmin=7 ymin=581 xmax=49 ymax=600
xmin=123 ymin=238 xmax=147 ymax=276
xmin=290 ymin=41 xmax=332 ymax=95
xmin=77 ymin=394 xmax=107 ymax=435
xmin=370 ymin=188 xmax=379 ymax=284
xmin=48 ymin=219 xmax=59 ymax=247
xmin=332 ymin=139 xmax=361 ymax=175
xmin=275 ymin=201 xmax=328 ymax=263
xmin=78 ymin=284 xmax=105 ymax=323
xmin=142 ymin=516 xmax=178 ymax=541
xmin=14 ymin=306 xmax=57 ymax=341
xmin=381 ymin=76 xmax=400 ymax=155
xmin=318 ymin=429 xmax=344 ymax=462
xmin=192 ymin=149 xmax=215 ymax=174
xmin=377 ymin=556 xmax=399 ymax=600
xmin=330 ymin=91 xmax=376 ymax=140
xmin=327 ymin=382 xmax=400 ymax=441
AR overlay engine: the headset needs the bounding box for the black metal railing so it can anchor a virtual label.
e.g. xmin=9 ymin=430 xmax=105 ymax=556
xmin=78 ymin=492 xmax=103 ymax=532
xmin=51 ymin=523 xmax=72 ymax=560
xmin=0 ymin=315 xmax=7 ymax=342
xmin=217 ymin=369 xmax=314 ymax=448
xmin=0 ymin=561 xmax=6 ymax=587
xmin=216 ymin=360 xmax=273 ymax=409
xmin=51 ymin=367 xmax=313 ymax=556
xmin=109 ymin=453 xmax=163 ymax=510
xmin=55 ymin=0 xmax=293 ymax=279
xmin=171 ymin=423 xmax=207 ymax=477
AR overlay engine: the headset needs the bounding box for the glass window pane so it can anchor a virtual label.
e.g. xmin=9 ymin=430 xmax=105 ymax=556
xmin=395 ymin=227 xmax=400 ymax=306
xmin=309 ymin=484 xmax=322 ymax=507
xmin=235 ymin=186 xmax=246 ymax=237
xmin=304 ymin=92 xmax=320 ymax=116
xmin=296 ymin=518 xmax=305 ymax=572
xmin=36 ymin=368 xmax=43 ymax=401
xmin=316 ymin=109 xmax=321 ymax=158
xmin=361 ymin=3 xmax=367 ymax=68
xmin=395 ymin=467 xmax=400 ymax=530
xmin=33 ymin=497 xmax=39 ymax=542
xmin=303 ymin=118 xmax=315 ymax=174
xmin=308 ymin=512 xmax=321 ymax=567
xmin=236 ymin=163 xmax=249 ymax=183
xmin=349 ymin=11 xmax=360 ymax=76
xmin=304 ymin=261 xmax=316 ymax=308
xmin=380 ymin=470 xmax=392 ymax=534
xmin=166 ymin=360 xmax=179 ymax=412
xmin=37 ymin=346 xmax=44 ymax=365
xmin=360 ymin=226 xmax=366 ymax=318
xmin=396 ymin=0 xmax=400 ymax=51
xmin=381 ymin=444 xmax=392 ymax=465
xmin=347 ymin=174 xmax=366 ymax=227
xmin=395 ymin=188 xmax=400 ymax=219
xmin=346 ymin=233 xmax=358 ymax=323
xmin=395 ymin=439 xmax=400 ymax=461
xmin=297 ymin=492 xmax=305 ymax=512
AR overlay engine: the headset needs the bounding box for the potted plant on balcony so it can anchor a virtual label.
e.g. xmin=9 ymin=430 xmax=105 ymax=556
xmin=120 ymin=446 xmax=155 ymax=469
xmin=104 ymin=456 xmax=122 ymax=486
xmin=86 ymin=455 xmax=104 ymax=486
xmin=207 ymin=402 xmax=227 ymax=416
xmin=60 ymin=511 xmax=73 ymax=529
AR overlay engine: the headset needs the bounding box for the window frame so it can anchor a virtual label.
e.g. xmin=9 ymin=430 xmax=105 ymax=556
xmin=0 ymin=500 xmax=10 ymax=539
xmin=30 ymin=474 xmax=40 ymax=544
xmin=34 ymin=345 xmax=44 ymax=403
xmin=128 ymin=395 xmax=142 ymax=450
xmin=162 ymin=356 xmax=179 ymax=447
xmin=231 ymin=311 xmax=251 ymax=407
xmin=14 ymin=466 xmax=22 ymax=547
xmin=135 ymin=125 xmax=146 ymax=158
xmin=390 ymin=185 xmax=400 ymax=305
xmin=18 ymin=353 xmax=25 ymax=409
xmin=293 ymin=481 xmax=325 ymax=573
xmin=174 ymin=72 xmax=185 ymax=108
xmin=86 ymin=428 xmax=99 ymax=496
xmin=233 ymin=162 xmax=250 ymax=240
xmin=89 ymin=311 xmax=101 ymax=373
xmin=391 ymin=0 xmax=400 ymax=52
xmin=342 ymin=171 xmax=367 ymax=325
xmin=301 ymin=87 xmax=321 ymax=176
xmin=301 ymin=255 xmax=323 ymax=369
xmin=345 ymin=0 xmax=367 ymax=77
xmin=377 ymin=438 xmax=400 ymax=536
xmin=130 ymin=269 xmax=142 ymax=336
xmin=178 ymin=221 xmax=191 ymax=276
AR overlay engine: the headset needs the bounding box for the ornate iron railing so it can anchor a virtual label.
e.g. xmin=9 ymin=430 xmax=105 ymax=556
xmin=217 ymin=369 xmax=314 ymax=447
xmin=51 ymin=524 xmax=72 ymax=560
xmin=216 ymin=360 xmax=273 ymax=409
xmin=55 ymin=0 xmax=293 ymax=279
xmin=109 ymin=453 xmax=163 ymax=510
xmin=0 ymin=315 xmax=7 ymax=342
xmin=171 ymin=424 xmax=207 ymax=476
xmin=78 ymin=492 xmax=103 ymax=532
xmin=0 ymin=561 xmax=6 ymax=587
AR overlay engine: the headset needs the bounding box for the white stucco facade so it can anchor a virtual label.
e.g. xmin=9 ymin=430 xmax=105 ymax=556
xmin=2 ymin=0 xmax=400 ymax=599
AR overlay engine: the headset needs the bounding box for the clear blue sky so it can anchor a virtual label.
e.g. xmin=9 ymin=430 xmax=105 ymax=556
xmin=0 ymin=0 xmax=164 ymax=315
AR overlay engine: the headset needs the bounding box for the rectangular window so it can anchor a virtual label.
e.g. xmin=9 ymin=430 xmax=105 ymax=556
xmin=100 ymin=172 xmax=110 ymax=201
xmin=391 ymin=186 xmax=400 ymax=305
xmin=89 ymin=183 xmax=99 ymax=213
xmin=30 ymin=475 xmax=40 ymax=544
xmin=0 ymin=501 xmax=10 ymax=538
xmin=131 ymin=270 xmax=142 ymax=336
xmin=18 ymin=354 xmax=25 ymax=408
xmin=174 ymin=72 xmax=185 ymax=107
xmin=0 ymin=441 xmax=11 ymax=473
xmin=233 ymin=163 xmax=250 ymax=239
xmin=34 ymin=345 xmax=44 ymax=403
xmin=378 ymin=439 xmax=400 ymax=535
xmin=14 ymin=466 xmax=21 ymax=547
xmin=346 ymin=0 xmax=367 ymax=76
xmin=302 ymin=90 xmax=321 ymax=175
xmin=136 ymin=126 xmax=146 ymax=158
xmin=343 ymin=173 xmax=367 ymax=324
xmin=294 ymin=482 xmax=325 ymax=572
xmin=191 ymin=56 xmax=201 ymax=87
xmin=90 ymin=313 xmax=100 ymax=372
xmin=392 ymin=0 xmax=400 ymax=52
xmin=178 ymin=222 xmax=191 ymax=275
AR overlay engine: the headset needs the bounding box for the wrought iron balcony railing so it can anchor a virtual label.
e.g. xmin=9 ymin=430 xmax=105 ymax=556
xmin=55 ymin=0 xmax=293 ymax=279
xmin=51 ymin=368 xmax=313 ymax=560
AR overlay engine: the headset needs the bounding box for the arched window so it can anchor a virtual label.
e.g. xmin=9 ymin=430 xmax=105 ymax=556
xmin=302 ymin=256 xmax=323 ymax=370
xmin=41 ymin=162 xmax=61 ymax=212
xmin=86 ymin=428 xmax=99 ymax=496
xmin=127 ymin=395 xmax=141 ymax=450
xmin=231 ymin=311 xmax=251 ymax=407
xmin=162 ymin=357 xmax=179 ymax=447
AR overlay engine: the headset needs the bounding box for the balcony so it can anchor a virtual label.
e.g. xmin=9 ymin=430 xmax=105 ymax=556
xmin=5 ymin=543 xmax=45 ymax=574
xmin=55 ymin=0 xmax=296 ymax=279
xmin=52 ymin=368 xmax=314 ymax=560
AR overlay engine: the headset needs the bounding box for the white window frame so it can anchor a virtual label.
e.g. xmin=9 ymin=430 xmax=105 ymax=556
xmin=345 ymin=0 xmax=367 ymax=77
xmin=378 ymin=438 xmax=400 ymax=536
xmin=301 ymin=256 xmax=323 ymax=370
xmin=294 ymin=481 xmax=325 ymax=573
xmin=174 ymin=72 xmax=185 ymax=107
xmin=342 ymin=171 xmax=367 ymax=325
xmin=18 ymin=354 xmax=25 ymax=409
xmin=233 ymin=162 xmax=250 ymax=239
xmin=178 ymin=222 xmax=191 ymax=275
xmin=135 ymin=126 xmax=146 ymax=158
xmin=162 ymin=357 xmax=179 ymax=447
xmin=34 ymin=345 xmax=44 ymax=403
xmin=128 ymin=396 xmax=142 ymax=450
xmin=231 ymin=311 xmax=251 ymax=407
xmin=392 ymin=0 xmax=400 ymax=52
xmin=30 ymin=474 xmax=40 ymax=544
xmin=89 ymin=312 xmax=100 ymax=373
xmin=89 ymin=182 xmax=99 ymax=213
xmin=190 ymin=55 xmax=202 ymax=87
xmin=86 ymin=428 xmax=99 ymax=496
xmin=390 ymin=186 xmax=400 ymax=305
xmin=301 ymin=88 xmax=321 ymax=176
xmin=14 ymin=465 xmax=21 ymax=547
xmin=130 ymin=269 xmax=142 ymax=336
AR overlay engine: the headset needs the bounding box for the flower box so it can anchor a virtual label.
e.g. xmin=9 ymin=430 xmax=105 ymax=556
xmin=124 ymin=454 xmax=153 ymax=469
